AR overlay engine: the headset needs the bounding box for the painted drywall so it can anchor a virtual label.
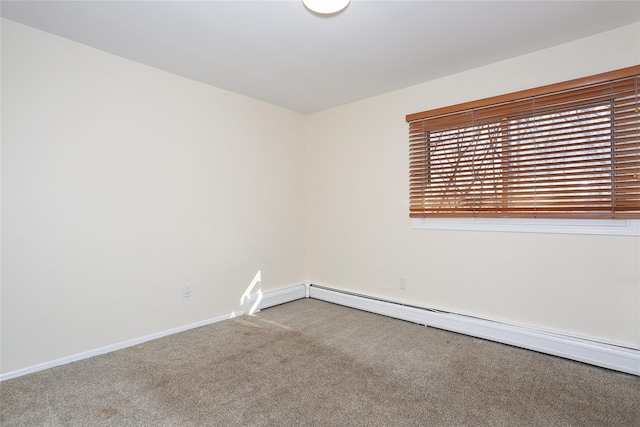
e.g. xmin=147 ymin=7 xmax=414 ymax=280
xmin=303 ymin=23 xmax=640 ymax=348
xmin=2 ymin=16 xmax=639 ymax=377
xmin=1 ymin=19 xmax=305 ymax=374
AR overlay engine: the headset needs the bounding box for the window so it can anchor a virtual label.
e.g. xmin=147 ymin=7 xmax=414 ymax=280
xmin=407 ymin=66 xmax=640 ymax=223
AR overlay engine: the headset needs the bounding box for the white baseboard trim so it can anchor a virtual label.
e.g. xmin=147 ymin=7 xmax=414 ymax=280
xmin=2 ymin=284 xmax=307 ymax=382
xmin=245 ymin=283 xmax=307 ymax=314
xmin=308 ymin=284 xmax=640 ymax=376
xmin=4 ymin=283 xmax=638 ymax=381
xmin=0 ymin=312 xmax=240 ymax=382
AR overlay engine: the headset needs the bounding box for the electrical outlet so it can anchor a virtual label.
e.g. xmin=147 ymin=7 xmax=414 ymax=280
xmin=399 ymin=278 xmax=407 ymax=290
xmin=182 ymin=284 xmax=191 ymax=298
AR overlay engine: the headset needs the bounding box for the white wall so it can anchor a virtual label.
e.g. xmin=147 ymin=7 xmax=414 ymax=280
xmin=2 ymin=17 xmax=639 ymax=376
xmin=304 ymin=23 xmax=640 ymax=348
xmin=1 ymin=19 xmax=306 ymax=374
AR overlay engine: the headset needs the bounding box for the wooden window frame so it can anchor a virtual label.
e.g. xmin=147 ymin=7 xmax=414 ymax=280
xmin=407 ymin=66 xmax=640 ymax=220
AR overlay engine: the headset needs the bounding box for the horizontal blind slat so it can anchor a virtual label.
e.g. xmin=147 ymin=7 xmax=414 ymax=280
xmin=407 ymin=68 xmax=640 ymax=218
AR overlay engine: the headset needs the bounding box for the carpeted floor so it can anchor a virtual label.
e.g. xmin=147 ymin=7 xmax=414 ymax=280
xmin=1 ymin=298 xmax=639 ymax=426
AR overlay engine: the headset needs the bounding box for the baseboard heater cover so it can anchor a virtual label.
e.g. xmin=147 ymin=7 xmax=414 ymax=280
xmin=307 ymin=284 xmax=640 ymax=376
xmin=3 ymin=283 xmax=637 ymax=381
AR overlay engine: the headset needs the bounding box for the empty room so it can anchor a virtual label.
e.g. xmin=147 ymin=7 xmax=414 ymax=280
xmin=1 ymin=1 xmax=639 ymax=425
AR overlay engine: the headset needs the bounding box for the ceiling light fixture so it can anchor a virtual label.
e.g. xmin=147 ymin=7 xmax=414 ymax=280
xmin=303 ymin=0 xmax=350 ymax=15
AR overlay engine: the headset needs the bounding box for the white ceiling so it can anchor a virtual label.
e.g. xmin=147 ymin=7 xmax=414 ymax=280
xmin=2 ymin=0 xmax=639 ymax=114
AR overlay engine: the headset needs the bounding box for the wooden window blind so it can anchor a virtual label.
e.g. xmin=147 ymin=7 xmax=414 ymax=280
xmin=407 ymin=65 xmax=640 ymax=219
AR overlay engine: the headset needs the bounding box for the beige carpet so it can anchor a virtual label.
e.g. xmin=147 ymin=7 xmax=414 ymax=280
xmin=1 ymin=298 xmax=639 ymax=426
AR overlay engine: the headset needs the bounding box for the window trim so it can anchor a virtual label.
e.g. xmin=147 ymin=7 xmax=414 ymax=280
xmin=412 ymin=217 xmax=640 ymax=236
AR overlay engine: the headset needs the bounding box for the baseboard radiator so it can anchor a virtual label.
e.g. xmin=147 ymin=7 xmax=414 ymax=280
xmin=251 ymin=283 xmax=639 ymax=376
xmin=4 ymin=282 xmax=637 ymax=381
